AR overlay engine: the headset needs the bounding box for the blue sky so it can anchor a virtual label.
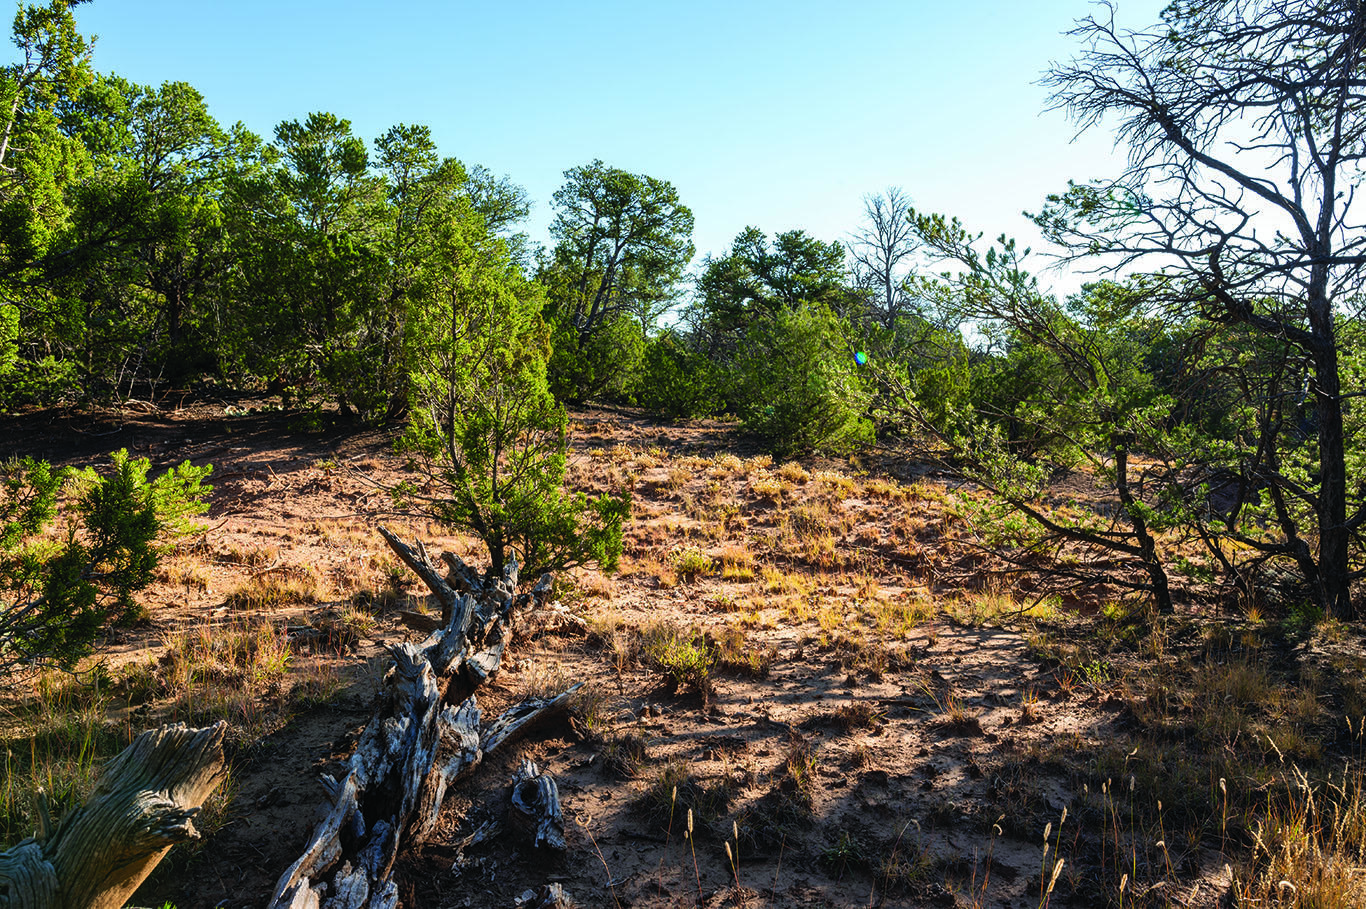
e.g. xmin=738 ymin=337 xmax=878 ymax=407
xmin=70 ymin=0 xmax=1169 ymax=286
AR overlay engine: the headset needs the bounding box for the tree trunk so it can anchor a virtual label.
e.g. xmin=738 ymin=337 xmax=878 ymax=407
xmin=0 ymin=721 xmax=228 ymax=909
xmin=1310 ymin=338 xmax=1354 ymax=619
xmin=1114 ymin=447 xmax=1173 ymax=615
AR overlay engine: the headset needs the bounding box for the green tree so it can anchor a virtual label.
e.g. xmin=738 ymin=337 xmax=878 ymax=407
xmin=0 ymin=0 xmax=92 ymax=276
xmin=45 ymin=75 xmax=255 ymax=394
xmin=637 ymin=329 xmax=717 ymax=420
xmin=695 ymin=226 xmax=850 ymax=356
xmin=1040 ymin=0 xmax=1366 ymax=618
xmin=729 ymin=301 xmax=873 ymax=457
xmin=0 ymin=1 xmax=93 ymax=405
xmin=223 ymin=112 xmax=386 ymax=415
xmin=541 ymin=160 xmax=693 ymax=403
xmin=395 ymin=221 xmax=629 ymax=581
xmin=0 ymin=450 xmax=210 ymax=678
xmin=895 ymin=213 xmax=1212 ymax=615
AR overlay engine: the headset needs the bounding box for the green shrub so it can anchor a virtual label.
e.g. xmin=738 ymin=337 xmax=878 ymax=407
xmin=0 ymin=356 xmax=80 ymax=409
xmin=1 ymin=451 xmax=211 ymax=678
xmin=670 ymin=546 xmax=714 ymax=581
xmin=638 ymin=331 xmax=717 ymax=419
xmin=643 ymin=626 xmax=716 ymax=698
xmin=730 ymin=303 xmax=873 ymax=457
xmin=397 ymin=271 xmax=630 ymax=581
xmin=547 ymin=314 xmax=645 ymax=405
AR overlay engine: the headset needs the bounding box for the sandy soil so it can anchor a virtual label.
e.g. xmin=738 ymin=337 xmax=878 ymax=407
xmin=0 ymin=399 xmax=1244 ymax=909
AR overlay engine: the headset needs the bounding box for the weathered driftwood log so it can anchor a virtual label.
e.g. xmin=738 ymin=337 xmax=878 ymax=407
xmin=267 ymin=528 xmax=570 ymax=909
xmin=0 ymin=721 xmax=227 ymax=909
xmin=509 ymin=759 xmax=565 ymax=851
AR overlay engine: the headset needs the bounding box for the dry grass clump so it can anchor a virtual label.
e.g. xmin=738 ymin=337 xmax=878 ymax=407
xmin=641 ymin=625 xmax=716 ymax=699
xmin=574 ymin=570 xmax=615 ymax=601
xmin=623 ymin=554 xmax=677 ymax=589
xmin=512 ymin=661 xmax=576 ymax=702
xmin=811 ymin=469 xmax=856 ymax=500
xmin=0 ymin=671 xmax=130 ymax=844
xmin=224 ymin=566 xmax=326 ymax=610
xmin=831 ymin=701 xmax=886 ymax=732
xmin=947 ymin=585 xmax=1056 ymax=627
xmin=156 ymin=556 xmax=212 ymax=592
xmin=635 ymin=759 xmax=733 ymax=833
xmin=708 ymin=626 xmax=776 ymax=679
xmin=670 ymin=546 xmax=715 ymax=582
xmin=716 ymin=542 xmax=755 ymax=580
xmin=599 ymin=730 xmax=649 ymax=779
xmin=762 ymin=565 xmax=812 ymax=597
xmin=585 ymin=612 xmax=642 ymax=673
xmin=748 ymin=471 xmax=789 ymax=501
xmin=146 ymin=619 xmax=344 ymax=739
xmin=217 ymin=540 xmax=280 ymax=568
xmin=865 ymin=594 xmax=935 ymax=638
xmin=784 ymin=502 xmax=835 ymax=538
xmin=662 ymin=465 xmax=692 ymax=492
xmin=158 ymin=620 xmax=294 ymax=692
xmin=0 ymin=614 xmax=350 ymax=845
xmin=930 ymin=691 xmax=982 ymax=735
xmin=776 ymin=461 xmax=809 ymax=484
xmin=864 ymin=478 xmax=911 ymax=502
xmin=308 ymin=518 xmax=371 ymax=547
xmin=827 ymin=634 xmax=917 ymax=681
xmin=1235 ymin=764 xmax=1366 ymax=908
xmin=709 ymin=453 xmax=744 ymax=476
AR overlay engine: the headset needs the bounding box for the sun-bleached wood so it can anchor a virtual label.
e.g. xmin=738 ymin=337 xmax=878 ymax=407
xmin=0 ymin=721 xmax=227 ymax=909
xmin=267 ymin=527 xmax=570 ymax=909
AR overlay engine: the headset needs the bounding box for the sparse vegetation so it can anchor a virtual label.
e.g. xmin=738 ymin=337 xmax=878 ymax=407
xmin=642 ymin=625 xmax=716 ymax=699
xmin=8 ymin=1 xmax=1366 ymax=900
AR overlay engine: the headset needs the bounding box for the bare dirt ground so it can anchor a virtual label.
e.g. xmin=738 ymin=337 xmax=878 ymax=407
xmin=2 ymin=398 xmax=1358 ymax=908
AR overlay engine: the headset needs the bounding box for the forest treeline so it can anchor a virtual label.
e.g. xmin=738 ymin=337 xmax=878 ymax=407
xmin=4 ymin=0 xmax=1366 ymax=627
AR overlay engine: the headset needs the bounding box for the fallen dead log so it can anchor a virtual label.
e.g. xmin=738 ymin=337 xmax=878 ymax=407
xmin=411 ymin=682 xmax=583 ymax=844
xmin=0 ymin=721 xmax=227 ymax=909
xmin=267 ymin=528 xmax=573 ymax=909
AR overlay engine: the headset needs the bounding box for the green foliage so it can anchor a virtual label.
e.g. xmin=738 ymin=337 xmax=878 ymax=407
xmin=546 ymin=312 xmax=644 ymax=405
xmin=541 ymin=159 xmax=693 ymax=403
xmin=670 ymin=545 xmax=714 ymax=581
xmin=395 ymin=240 xmax=629 ymax=580
xmin=0 ymin=305 xmax=14 ymax=375
xmin=729 ymin=302 xmax=873 ymax=457
xmin=0 ymin=304 xmax=78 ymax=408
xmin=637 ymin=330 xmax=717 ymax=419
xmin=0 ymin=450 xmax=211 ymax=677
xmin=891 ymin=213 xmax=1192 ymax=613
xmin=699 ymin=226 xmax=850 ymax=324
xmin=643 ymin=626 xmax=716 ymax=698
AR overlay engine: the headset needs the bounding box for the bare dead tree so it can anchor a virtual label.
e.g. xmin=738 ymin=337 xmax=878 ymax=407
xmin=849 ymin=186 xmax=920 ymax=329
xmin=1039 ymin=0 xmax=1366 ymax=618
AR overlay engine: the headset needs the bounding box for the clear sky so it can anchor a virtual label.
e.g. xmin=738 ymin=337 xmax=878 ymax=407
xmin=68 ymin=0 xmax=1169 ymax=288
